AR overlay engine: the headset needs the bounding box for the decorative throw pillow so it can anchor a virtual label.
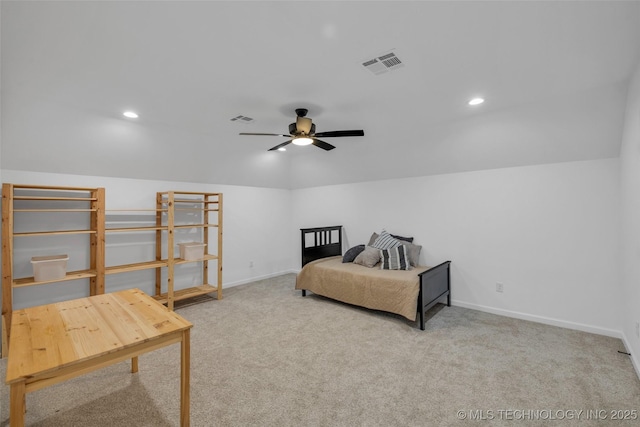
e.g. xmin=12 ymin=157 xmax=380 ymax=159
xmin=380 ymin=245 xmax=411 ymax=270
xmin=367 ymin=232 xmax=379 ymax=246
xmin=353 ymin=246 xmax=381 ymax=268
xmin=391 ymin=234 xmax=413 ymax=243
xmin=371 ymin=230 xmax=402 ymax=250
xmin=402 ymin=242 xmax=422 ymax=267
xmin=342 ymin=244 xmax=365 ymax=263
xmin=367 ymin=232 xmax=414 ymax=245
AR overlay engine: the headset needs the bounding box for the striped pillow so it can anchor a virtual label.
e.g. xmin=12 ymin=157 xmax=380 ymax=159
xmin=380 ymin=245 xmax=411 ymax=270
xmin=371 ymin=230 xmax=402 ymax=250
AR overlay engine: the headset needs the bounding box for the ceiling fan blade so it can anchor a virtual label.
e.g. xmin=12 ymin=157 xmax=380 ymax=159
xmin=296 ymin=117 xmax=313 ymax=134
xmin=312 ymin=139 xmax=336 ymax=151
xmin=240 ymin=132 xmax=291 ymax=137
xmin=268 ymin=140 xmax=293 ymax=151
xmin=313 ymin=130 xmax=364 ymax=138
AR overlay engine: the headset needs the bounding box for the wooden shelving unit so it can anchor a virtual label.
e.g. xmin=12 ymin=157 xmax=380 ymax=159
xmin=1 ymin=184 xmax=105 ymax=357
xmin=154 ymin=191 xmax=223 ymax=310
xmin=1 ymin=184 xmax=222 ymax=357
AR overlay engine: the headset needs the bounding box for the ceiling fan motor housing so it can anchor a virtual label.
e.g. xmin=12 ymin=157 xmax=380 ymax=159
xmin=289 ymin=122 xmax=315 ymax=136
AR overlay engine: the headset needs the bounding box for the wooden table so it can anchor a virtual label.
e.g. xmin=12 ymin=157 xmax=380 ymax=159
xmin=5 ymin=288 xmax=193 ymax=426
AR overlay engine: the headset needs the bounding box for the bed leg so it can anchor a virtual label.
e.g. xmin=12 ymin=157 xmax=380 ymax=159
xmin=447 ymin=293 xmax=451 ymax=307
xmin=419 ymin=309 xmax=425 ymax=331
xmin=302 ymin=290 xmax=306 ymax=297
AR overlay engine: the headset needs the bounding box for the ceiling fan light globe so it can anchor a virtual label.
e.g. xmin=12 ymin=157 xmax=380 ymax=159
xmin=292 ymin=137 xmax=314 ymax=146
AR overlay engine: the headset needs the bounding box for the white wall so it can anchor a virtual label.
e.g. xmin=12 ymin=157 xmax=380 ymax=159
xmin=620 ymin=60 xmax=640 ymax=374
xmin=1 ymin=169 xmax=295 ymax=310
xmin=293 ymin=158 xmax=621 ymax=336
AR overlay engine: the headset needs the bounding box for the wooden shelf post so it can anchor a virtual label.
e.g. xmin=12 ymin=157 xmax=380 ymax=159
xmin=2 ymin=184 xmax=15 ymax=356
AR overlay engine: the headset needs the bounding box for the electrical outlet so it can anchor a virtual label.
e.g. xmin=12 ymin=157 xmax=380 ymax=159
xmin=635 ymin=322 xmax=639 ymax=338
xmin=496 ymin=282 xmax=504 ymax=293
xmin=249 ymin=260 xmax=254 ymax=268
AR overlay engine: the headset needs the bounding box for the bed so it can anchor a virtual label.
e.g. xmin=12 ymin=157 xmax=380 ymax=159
xmin=295 ymin=226 xmax=451 ymax=330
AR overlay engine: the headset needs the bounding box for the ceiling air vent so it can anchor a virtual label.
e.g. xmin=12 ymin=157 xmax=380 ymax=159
xmin=230 ymin=115 xmax=255 ymax=123
xmin=362 ymin=51 xmax=404 ymax=75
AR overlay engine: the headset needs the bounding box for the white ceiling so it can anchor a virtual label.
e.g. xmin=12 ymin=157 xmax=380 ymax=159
xmin=2 ymin=1 xmax=639 ymax=189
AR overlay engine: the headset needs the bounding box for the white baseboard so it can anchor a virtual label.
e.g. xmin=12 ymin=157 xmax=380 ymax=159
xmin=452 ymin=300 xmax=622 ymax=338
xmin=620 ymin=332 xmax=640 ymax=380
xmin=223 ymin=270 xmax=298 ymax=289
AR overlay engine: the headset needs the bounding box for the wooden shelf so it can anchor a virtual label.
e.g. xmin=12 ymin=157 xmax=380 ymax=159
xmin=105 ymin=260 xmax=168 ymax=275
xmin=174 ymin=254 xmax=218 ymax=265
xmin=14 ymin=229 xmax=96 ymax=237
xmin=13 ymin=196 xmax=97 ymax=201
xmin=153 ymin=284 xmax=218 ymax=305
xmin=159 ymin=191 xmax=220 ymax=196
xmin=173 ymin=199 xmax=208 ymax=203
xmin=12 ymin=269 xmax=97 ymax=288
xmin=160 ymin=199 xmax=220 ymax=204
xmin=12 ymin=184 xmax=99 ymax=191
xmin=162 ymin=199 xmax=212 ymax=204
xmin=106 ymin=226 xmax=167 ymax=233
xmin=174 ymin=224 xmax=218 ymax=229
xmin=106 ymin=209 xmax=168 ymax=212
xmin=14 ymin=209 xmax=97 ymax=212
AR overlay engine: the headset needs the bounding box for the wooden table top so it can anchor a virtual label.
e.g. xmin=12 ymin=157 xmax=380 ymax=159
xmin=6 ymin=288 xmax=192 ymax=384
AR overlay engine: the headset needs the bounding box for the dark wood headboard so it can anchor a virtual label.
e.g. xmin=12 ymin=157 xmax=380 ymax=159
xmin=300 ymin=226 xmax=343 ymax=267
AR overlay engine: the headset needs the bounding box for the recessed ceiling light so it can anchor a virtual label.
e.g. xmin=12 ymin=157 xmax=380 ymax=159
xmin=468 ymin=98 xmax=485 ymax=106
xmin=277 ymin=147 xmax=287 ymax=152
xmin=123 ymin=111 xmax=139 ymax=118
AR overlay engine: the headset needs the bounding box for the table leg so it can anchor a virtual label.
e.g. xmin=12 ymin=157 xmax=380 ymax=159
xmin=131 ymin=356 xmax=139 ymax=373
xmin=10 ymin=380 xmax=26 ymax=427
xmin=180 ymin=329 xmax=191 ymax=427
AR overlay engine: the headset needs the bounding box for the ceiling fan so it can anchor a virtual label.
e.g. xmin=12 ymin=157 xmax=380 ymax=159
xmin=239 ymin=108 xmax=365 ymax=151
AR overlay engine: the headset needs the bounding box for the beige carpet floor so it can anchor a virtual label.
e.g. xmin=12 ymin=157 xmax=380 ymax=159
xmin=1 ymin=273 xmax=639 ymax=426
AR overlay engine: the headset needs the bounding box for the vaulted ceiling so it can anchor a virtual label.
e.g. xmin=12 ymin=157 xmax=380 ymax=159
xmin=2 ymin=1 xmax=639 ymax=189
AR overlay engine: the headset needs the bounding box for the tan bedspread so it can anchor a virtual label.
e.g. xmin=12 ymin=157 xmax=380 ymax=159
xmin=295 ymin=256 xmax=429 ymax=321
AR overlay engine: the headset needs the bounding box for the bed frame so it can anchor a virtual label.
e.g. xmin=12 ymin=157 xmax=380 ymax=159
xmin=300 ymin=226 xmax=451 ymax=330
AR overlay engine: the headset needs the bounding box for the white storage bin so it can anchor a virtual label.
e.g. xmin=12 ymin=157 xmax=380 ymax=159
xmin=178 ymin=242 xmax=207 ymax=261
xmin=31 ymin=255 xmax=69 ymax=281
